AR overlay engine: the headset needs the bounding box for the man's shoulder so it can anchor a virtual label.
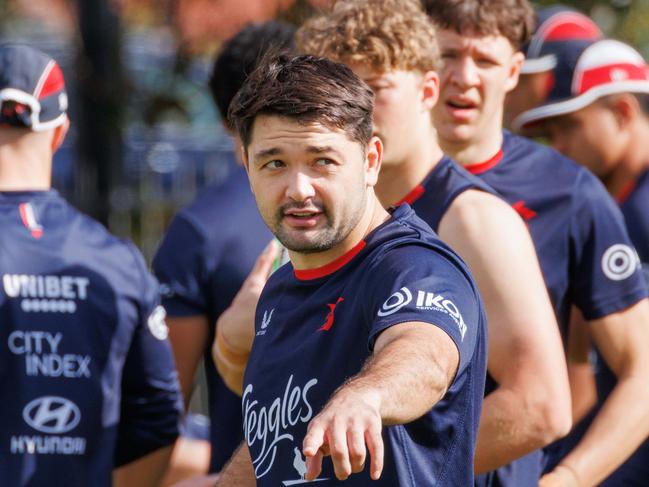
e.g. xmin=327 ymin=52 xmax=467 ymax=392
xmin=367 ymin=206 xmax=473 ymax=283
xmin=503 ymin=132 xmax=580 ymax=174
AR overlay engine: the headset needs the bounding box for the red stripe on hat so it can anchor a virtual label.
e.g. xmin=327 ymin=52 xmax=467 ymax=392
xmin=578 ymin=63 xmax=649 ymax=94
xmin=544 ymin=18 xmax=601 ymax=42
xmin=37 ymin=63 xmax=65 ymax=100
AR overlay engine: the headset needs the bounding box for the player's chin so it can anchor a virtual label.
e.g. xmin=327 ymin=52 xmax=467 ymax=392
xmin=280 ymin=230 xmax=339 ymax=254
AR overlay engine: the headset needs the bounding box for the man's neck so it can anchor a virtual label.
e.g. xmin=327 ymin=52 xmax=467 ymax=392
xmin=439 ymin=127 xmax=504 ymax=167
xmin=0 ymin=132 xmax=52 ymax=191
xmin=289 ymin=193 xmax=390 ymax=272
xmin=605 ymin=118 xmax=649 ymax=199
xmin=374 ymin=129 xmax=444 ymax=207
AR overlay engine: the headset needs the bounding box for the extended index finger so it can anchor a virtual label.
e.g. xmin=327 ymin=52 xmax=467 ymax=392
xmin=365 ymin=424 xmax=384 ymax=480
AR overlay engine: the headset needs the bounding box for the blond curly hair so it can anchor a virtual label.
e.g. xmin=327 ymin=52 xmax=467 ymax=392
xmin=296 ymin=0 xmax=440 ymax=74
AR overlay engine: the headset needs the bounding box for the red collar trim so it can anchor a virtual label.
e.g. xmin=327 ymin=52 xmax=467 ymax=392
xmin=294 ymin=240 xmax=367 ymax=281
xmin=616 ymin=179 xmax=637 ymax=205
xmin=465 ymin=149 xmax=504 ymax=175
xmin=396 ymin=184 xmax=425 ymax=206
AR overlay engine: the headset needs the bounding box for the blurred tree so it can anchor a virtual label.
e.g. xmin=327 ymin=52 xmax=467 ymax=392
xmin=76 ymin=0 xmax=125 ymax=225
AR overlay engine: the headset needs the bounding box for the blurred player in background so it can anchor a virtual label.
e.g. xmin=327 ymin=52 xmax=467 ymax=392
xmin=507 ymin=1 xmax=605 ymax=450
xmin=152 ymin=21 xmax=294 ymax=486
xmin=0 ymin=44 xmax=182 ymax=487
xmin=424 ymin=0 xmax=649 ymax=485
xmin=516 ymin=38 xmax=649 ymax=485
xmin=504 ymin=5 xmax=602 ymax=128
xmin=215 ymin=0 xmax=570 ymax=479
xmin=218 ymin=51 xmax=488 ymax=486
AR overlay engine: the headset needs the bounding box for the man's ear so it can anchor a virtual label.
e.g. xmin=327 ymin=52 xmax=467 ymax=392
xmin=51 ymin=117 xmax=69 ymax=153
xmin=421 ymin=70 xmax=440 ymax=111
xmin=504 ymin=51 xmax=525 ymax=94
xmin=365 ymin=136 xmax=383 ymax=187
xmin=611 ymin=93 xmax=637 ymax=130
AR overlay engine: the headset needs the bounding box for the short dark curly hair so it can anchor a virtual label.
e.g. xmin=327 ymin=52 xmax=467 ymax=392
xmin=422 ymin=0 xmax=535 ymax=50
xmin=208 ymin=21 xmax=296 ymax=129
xmin=228 ymin=54 xmax=375 ymax=150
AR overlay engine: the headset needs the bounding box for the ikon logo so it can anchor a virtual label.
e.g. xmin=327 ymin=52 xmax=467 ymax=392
xmin=23 ymin=396 xmax=81 ymax=434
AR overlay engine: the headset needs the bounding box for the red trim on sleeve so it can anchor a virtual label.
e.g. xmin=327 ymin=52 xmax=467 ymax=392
xmin=465 ymin=149 xmax=504 ymax=175
xmin=396 ymin=185 xmax=425 ymax=206
xmin=294 ymin=240 xmax=367 ymax=281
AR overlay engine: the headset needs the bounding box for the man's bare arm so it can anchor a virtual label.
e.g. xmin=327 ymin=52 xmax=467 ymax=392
xmin=215 ymin=443 xmax=256 ymax=487
xmin=168 ymin=316 xmax=210 ymax=408
xmin=541 ymin=299 xmax=649 ymax=486
xmin=439 ymin=190 xmax=572 ymax=473
xmin=302 ymin=321 xmax=459 ymax=481
xmin=566 ymin=307 xmax=597 ymax=424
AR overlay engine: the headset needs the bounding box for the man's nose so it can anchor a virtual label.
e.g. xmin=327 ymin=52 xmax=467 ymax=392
xmin=285 ymin=169 xmax=317 ymax=202
xmin=450 ymin=57 xmax=480 ymax=88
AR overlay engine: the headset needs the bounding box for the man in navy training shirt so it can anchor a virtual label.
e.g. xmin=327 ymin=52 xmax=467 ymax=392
xmin=152 ymin=20 xmax=294 ymax=485
xmin=424 ymin=1 xmax=649 ymax=486
xmin=216 ymin=2 xmax=569 ymax=479
xmin=0 ymin=44 xmax=182 ymax=487
xmin=516 ymin=38 xmax=649 ymax=486
xmin=216 ymin=53 xmax=488 ymax=486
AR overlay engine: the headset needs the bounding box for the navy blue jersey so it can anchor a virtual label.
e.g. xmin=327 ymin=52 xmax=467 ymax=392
xmin=466 ymin=132 xmax=649 ymax=487
xmin=467 ymin=132 xmax=648 ymax=335
xmin=619 ymin=170 xmax=649 ymax=268
xmin=401 ymin=155 xmax=496 ymax=232
xmin=588 ymin=170 xmax=649 ymax=486
xmin=153 ymin=166 xmax=272 ymax=472
xmin=0 ymin=190 xmax=182 ymax=487
xmin=243 ymin=204 xmax=488 ymax=486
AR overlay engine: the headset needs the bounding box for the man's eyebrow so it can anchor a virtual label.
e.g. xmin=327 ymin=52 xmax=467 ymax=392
xmin=253 ymin=147 xmax=282 ymax=160
xmin=306 ymin=145 xmax=344 ymax=158
xmin=253 ymin=145 xmax=345 ymax=160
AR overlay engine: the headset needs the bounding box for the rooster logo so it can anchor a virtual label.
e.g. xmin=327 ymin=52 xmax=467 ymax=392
xmin=319 ymin=297 xmax=344 ymax=331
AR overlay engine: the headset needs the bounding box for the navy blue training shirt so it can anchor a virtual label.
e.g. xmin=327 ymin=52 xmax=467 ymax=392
xmin=0 ymin=190 xmax=183 ymax=487
xmin=466 ymin=132 xmax=649 ymax=487
xmin=243 ymin=204 xmax=488 ymax=486
xmin=153 ymin=166 xmax=272 ymax=472
xmin=467 ymin=132 xmax=648 ymax=335
xmin=590 ymin=169 xmax=649 ymax=486
xmin=400 ymin=155 xmax=496 ymax=232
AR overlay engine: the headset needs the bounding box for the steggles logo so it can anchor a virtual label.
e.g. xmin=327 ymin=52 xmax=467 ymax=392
xmin=243 ymin=375 xmax=317 ymax=479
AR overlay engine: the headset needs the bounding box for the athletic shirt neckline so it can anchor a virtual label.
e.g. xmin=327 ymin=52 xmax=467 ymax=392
xmin=465 ymin=149 xmax=504 ymax=175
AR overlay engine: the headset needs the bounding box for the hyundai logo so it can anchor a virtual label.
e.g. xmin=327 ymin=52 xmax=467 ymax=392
xmin=23 ymin=396 xmax=81 ymax=434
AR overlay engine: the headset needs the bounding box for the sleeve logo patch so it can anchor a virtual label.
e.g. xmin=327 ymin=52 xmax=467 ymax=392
xmin=147 ymin=305 xmax=169 ymax=340
xmin=378 ymin=287 xmax=468 ymax=340
xmin=601 ymin=244 xmax=639 ymax=281
xmin=377 ymin=287 xmax=413 ymax=317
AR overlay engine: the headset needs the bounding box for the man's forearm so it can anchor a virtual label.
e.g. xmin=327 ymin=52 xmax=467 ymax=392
xmin=302 ymin=322 xmax=460 ymax=481
xmin=557 ymin=373 xmax=649 ymax=485
xmin=475 ymin=387 xmax=549 ymax=473
xmin=216 ymin=444 xmax=256 ymax=487
xmin=343 ymin=323 xmax=458 ymax=425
